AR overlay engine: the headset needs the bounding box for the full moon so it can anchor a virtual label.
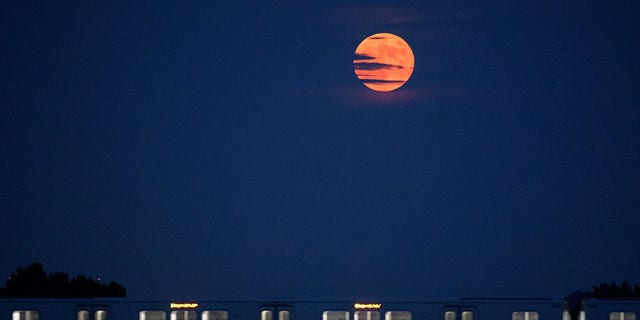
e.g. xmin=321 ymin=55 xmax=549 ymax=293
xmin=353 ymin=33 xmax=415 ymax=92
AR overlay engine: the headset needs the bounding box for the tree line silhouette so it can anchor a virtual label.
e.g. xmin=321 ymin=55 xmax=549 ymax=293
xmin=1 ymin=262 xmax=638 ymax=301
xmin=564 ymin=281 xmax=640 ymax=305
xmin=591 ymin=281 xmax=640 ymax=298
xmin=0 ymin=263 xmax=125 ymax=297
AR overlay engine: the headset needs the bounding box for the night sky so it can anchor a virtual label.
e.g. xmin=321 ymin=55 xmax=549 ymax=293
xmin=2 ymin=1 xmax=639 ymax=299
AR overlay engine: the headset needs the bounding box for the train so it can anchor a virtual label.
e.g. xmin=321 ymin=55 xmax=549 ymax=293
xmin=1 ymin=297 xmax=638 ymax=320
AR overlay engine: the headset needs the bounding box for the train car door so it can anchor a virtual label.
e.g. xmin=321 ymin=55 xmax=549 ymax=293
xmin=443 ymin=305 xmax=477 ymax=320
xmin=260 ymin=304 xmax=293 ymax=320
xmin=76 ymin=305 xmax=109 ymax=320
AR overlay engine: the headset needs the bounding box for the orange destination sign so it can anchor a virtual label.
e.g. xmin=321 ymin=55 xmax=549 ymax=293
xmin=354 ymin=303 xmax=382 ymax=309
xmin=170 ymin=303 xmax=199 ymax=309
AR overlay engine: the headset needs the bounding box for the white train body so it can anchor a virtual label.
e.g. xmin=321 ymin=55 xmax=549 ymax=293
xmin=0 ymin=298 xmax=637 ymax=320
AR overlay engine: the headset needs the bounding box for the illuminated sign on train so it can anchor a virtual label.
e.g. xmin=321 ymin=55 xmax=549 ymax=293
xmin=171 ymin=303 xmax=199 ymax=309
xmin=354 ymin=303 xmax=382 ymax=309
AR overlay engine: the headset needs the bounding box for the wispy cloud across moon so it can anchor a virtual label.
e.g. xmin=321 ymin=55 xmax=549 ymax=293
xmin=353 ymin=53 xmax=377 ymax=60
xmin=354 ymin=61 xmax=406 ymax=71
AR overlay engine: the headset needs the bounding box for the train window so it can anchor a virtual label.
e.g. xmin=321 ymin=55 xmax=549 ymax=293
xmin=462 ymin=311 xmax=473 ymax=320
xmin=610 ymin=313 xmax=636 ymax=320
xmin=445 ymin=311 xmax=456 ymax=320
xmin=78 ymin=310 xmax=90 ymax=320
xmin=12 ymin=311 xmax=40 ymax=320
xmin=324 ymin=311 xmax=350 ymax=320
xmin=513 ymin=312 xmax=539 ymax=320
xmin=263 ymin=310 xmax=274 ymax=320
xmin=355 ymin=311 xmax=380 ymax=320
xmin=203 ymin=311 xmax=229 ymax=320
xmin=280 ymin=310 xmax=291 ymax=320
xmin=171 ymin=310 xmax=196 ymax=320
xmin=140 ymin=311 xmax=167 ymax=320
xmin=96 ymin=310 xmax=108 ymax=320
xmin=386 ymin=311 xmax=411 ymax=320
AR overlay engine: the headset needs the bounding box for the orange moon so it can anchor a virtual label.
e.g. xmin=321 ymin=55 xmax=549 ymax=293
xmin=353 ymin=33 xmax=415 ymax=92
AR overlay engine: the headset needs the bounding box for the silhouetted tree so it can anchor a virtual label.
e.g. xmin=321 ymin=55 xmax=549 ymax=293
xmin=48 ymin=271 xmax=71 ymax=296
xmin=69 ymin=275 xmax=93 ymax=297
xmin=1 ymin=263 xmax=125 ymax=297
xmin=4 ymin=263 xmax=48 ymax=296
xmin=592 ymin=281 xmax=640 ymax=299
xmin=105 ymin=281 xmax=127 ymax=297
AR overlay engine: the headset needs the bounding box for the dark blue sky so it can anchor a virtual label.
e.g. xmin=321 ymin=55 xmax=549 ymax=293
xmin=2 ymin=1 xmax=639 ymax=299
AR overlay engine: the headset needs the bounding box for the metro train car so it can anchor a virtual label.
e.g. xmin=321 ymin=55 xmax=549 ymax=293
xmin=580 ymin=299 xmax=640 ymax=320
xmin=0 ymin=297 xmax=580 ymax=320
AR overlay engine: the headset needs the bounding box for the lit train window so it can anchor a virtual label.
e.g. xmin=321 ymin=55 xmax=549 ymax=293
xmin=445 ymin=311 xmax=456 ymax=320
xmin=12 ymin=311 xmax=40 ymax=320
xmin=78 ymin=310 xmax=90 ymax=320
xmin=513 ymin=312 xmax=539 ymax=320
xmin=386 ymin=311 xmax=411 ymax=320
xmin=462 ymin=311 xmax=473 ymax=320
xmin=280 ymin=310 xmax=291 ymax=320
xmin=96 ymin=310 xmax=108 ymax=320
xmin=355 ymin=311 xmax=380 ymax=320
xmin=324 ymin=311 xmax=350 ymax=320
xmin=610 ymin=313 xmax=636 ymax=320
xmin=171 ymin=310 xmax=196 ymax=320
xmin=140 ymin=311 xmax=167 ymax=320
xmin=203 ymin=311 xmax=229 ymax=320
xmin=263 ymin=310 xmax=274 ymax=320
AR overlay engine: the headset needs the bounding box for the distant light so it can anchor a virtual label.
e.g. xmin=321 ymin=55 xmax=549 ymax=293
xmin=354 ymin=303 xmax=382 ymax=310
